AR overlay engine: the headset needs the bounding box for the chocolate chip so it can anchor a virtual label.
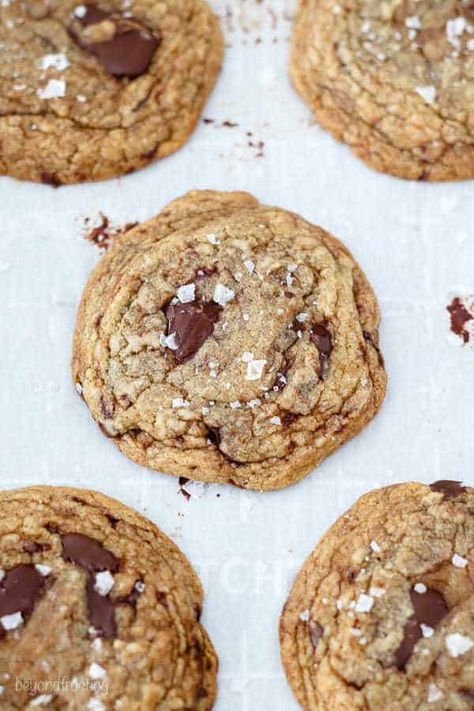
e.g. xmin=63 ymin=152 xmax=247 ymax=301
xmin=395 ymin=615 xmax=421 ymax=671
xmin=86 ymin=579 xmax=117 ymax=637
xmin=430 ymin=480 xmax=466 ymax=499
xmin=310 ymin=622 xmax=324 ymax=649
xmin=62 ymin=534 xmax=120 ymax=637
xmin=70 ymin=5 xmax=160 ymax=78
xmin=206 ymin=427 xmax=220 ymax=447
xmin=310 ymin=324 xmax=333 ymax=376
xmin=0 ymin=565 xmax=46 ymax=619
xmin=281 ymin=412 xmax=297 ymax=429
xmin=395 ymin=587 xmax=448 ymax=670
xmin=410 ymin=586 xmax=448 ymax=628
xmin=62 ymin=533 xmax=119 ymax=573
xmin=461 ymin=689 xmax=474 ymax=700
xmin=166 ymin=301 xmax=221 ymax=364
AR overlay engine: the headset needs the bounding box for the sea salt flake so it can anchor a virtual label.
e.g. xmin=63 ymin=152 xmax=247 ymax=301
xmin=296 ymin=312 xmax=309 ymax=323
xmin=446 ymin=633 xmax=474 ymax=657
xmin=299 ymin=610 xmax=310 ymax=622
xmin=74 ymin=4 xmax=87 ymax=17
xmin=248 ymin=399 xmax=261 ymax=408
xmin=172 ymin=398 xmax=190 ymax=408
xmin=35 ymin=564 xmax=52 ymax=577
xmin=243 ymin=260 xmax=255 ymax=273
xmin=91 ymin=638 xmax=102 ymax=651
xmin=87 ymin=700 xmax=105 ymax=711
xmin=355 ymin=594 xmax=374 ymax=613
xmin=405 ymin=15 xmax=421 ymax=29
xmin=350 ymin=627 xmax=362 ymax=636
xmin=369 ymin=587 xmax=385 ymax=598
xmin=37 ymin=78 xmax=66 ymax=99
xmin=0 ymin=570 xmax=4 ymax=582
xmin=176 ymin=283 xmax=195 ymax=304
xmin=421 ymin=623 xmax=434 ymax=638
xmin=206 ymin=233 xmax=220 ymax=245
xmin=415 ymin=86 xmax=436 ymax=104
xmin=39 ymin=53 xmax=70 ymax=71
xmin=1 ymin=612 xmax=23 ymax=630
xmin=213 ymin=284 xmax=235 ymax=306
xmin=270 ymin=416 xmax=281 ymax=426
xmin=414 ymin=583 xmax=427 ymax=594
xmin=427 ymin=684 xmax=443 ymax=703
xmin=452 ymin=553 xmax=468 ymax=568
xmin=230 ymin=401 xmax=241 ymax=409
xmin=161 ymin=333 xmax=178 ymax=350
xmin=246 ymin=359 xmax=267 ymax=381
xmin=88 ymin=663 xmax=106 ymax=679
xmin=370 ymin=540 xmax=381 ymax=553
xmin=242 ymin=351 xmax=254 ymax=363
xmin=94 ymin=571 xmax=115 ymax=596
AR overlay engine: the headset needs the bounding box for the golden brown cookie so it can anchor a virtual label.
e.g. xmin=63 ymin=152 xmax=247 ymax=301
xmin=291 ymin=0 xmax=474 ymax=181
xmin=72 ymin=190 xmax=386 ymax=491
xmin=280 ymin=480 xmax=474 ymax=710
xmin=0 ymin=486 xmax=217 ymax=709
xmin=0 ymin=1 xmax=222 ymax=185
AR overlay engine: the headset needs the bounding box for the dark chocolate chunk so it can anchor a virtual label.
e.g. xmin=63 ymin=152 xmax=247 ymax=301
xmin=0 ymin=565 xmax=46 ymax=619
xmin=310 ymin=622 xmax=324 ymax=649
xmin=70 ymin=4 xmax=160 ymax=78
xmin=395 ymin=615 xmax=421 ymax=671
xmin=310 ymin=324 xmax=333 ymax=376
xmin=22 ymin=541 xmax=49 ymax=554
xmin=410 ymin=586 xmax=448 ymax=628
xmin=86 ymin=579 xmax=117 ymax=637
xmin=395 ymin=587 xmax=448 ymax=670
xmin=166 ymin=301 xmax=221 ymax=364
xmin=430 ymin=480 xmax=466 ymax=499
xmin=461 ymin=689 xmax=474 ymax=700
xmin=62 ymin=533 xmax=119 ymax=573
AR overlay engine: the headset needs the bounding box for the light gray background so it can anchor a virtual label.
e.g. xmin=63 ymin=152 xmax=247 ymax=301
xmin=0 ymin=1 xmax=473 ymax=708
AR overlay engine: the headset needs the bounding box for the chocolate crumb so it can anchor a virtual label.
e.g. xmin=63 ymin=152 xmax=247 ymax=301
xmin=447 ymin=296 xmax=473 ymax=344
xmin=83 ymin=213 xmax=138 ymax=251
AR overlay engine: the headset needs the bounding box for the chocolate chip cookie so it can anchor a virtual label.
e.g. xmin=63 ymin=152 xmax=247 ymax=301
xmin=0 ymin=486 xmax=217 ymax=709
xmin=72 ymin=190 xmax=386 ymax=491
xmin=291 ymin=1 xmax=474 ymax=181
xmin=280 ymin=481 xmax=474 ymax=710
xmin=0 ymin=1 xmax=222 ymax=184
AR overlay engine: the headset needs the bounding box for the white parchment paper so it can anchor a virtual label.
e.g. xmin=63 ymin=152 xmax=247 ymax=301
xmin=0 ymin=2 xmax=473 ymax=708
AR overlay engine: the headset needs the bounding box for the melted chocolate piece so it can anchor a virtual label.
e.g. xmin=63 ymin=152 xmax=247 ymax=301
xmin=430 ymin=480 xmax=466 ymax=499
xmin=461 ymin=689 xmax=474 ymax=700
xmin=447 ymin=297 xmax=473 ymax=344
xmin=310 ymin=324 xmax=333 ymax=376
xmin=62 ymin=533 xmax=120 ymax=637
xmin=395 ymin=615 xmax=420 ymax=671
xmin=70 ymin=4 xmax=160 ymax=78
xmin=0 ymin=565 xmax=46 ymax=619
xmin=62 ymin=533 xmax=119 ymax=572
xmin=395 ymin=587 xmax=448 ymax=670
xmin=310 ymin=622 xmax=324 ymax=649
xmin=86 ymin=579 xmax=117 ymax=637
xmin=166 ymin=301 xmax=221 ymax=364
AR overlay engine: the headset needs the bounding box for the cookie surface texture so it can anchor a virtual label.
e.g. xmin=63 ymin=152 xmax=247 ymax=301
xmin=72 ymin=190 xmax=386 ymax=491
xmin=291 ymin=0 xmax=474 ymax=181
xmin=0 ymin=486 xmax=217 ymax=709
xmin=0 ymin=0 xmax=223 ymax=184
xmin=280 ymin=481 xmax=474 ymax=710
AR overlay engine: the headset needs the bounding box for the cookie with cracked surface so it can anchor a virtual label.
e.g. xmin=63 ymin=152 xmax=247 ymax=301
xmin=291 ymin=0 xmax=474 ymax=181
xmin=280 ymin=480 xmax=474 ymax=710
xmin=0 ymin=486 xmax=217 ymax=709
xmin=0 ymin=0 xmax=222 ymax=184
xmin=72 ymin=190 xmax=386 ymax=491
